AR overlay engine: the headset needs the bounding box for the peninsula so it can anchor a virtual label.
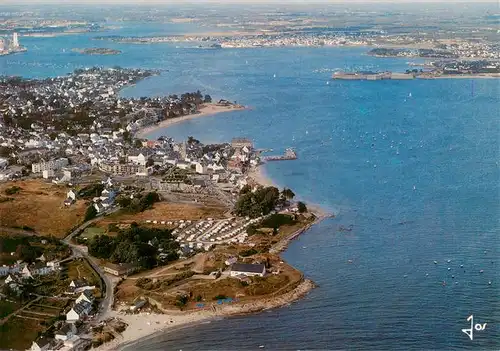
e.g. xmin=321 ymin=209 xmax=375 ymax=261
xmin=0 ymin=67 xmax=327 ymax=351
xmin=72 ymin=48 xmax=122 ymax=55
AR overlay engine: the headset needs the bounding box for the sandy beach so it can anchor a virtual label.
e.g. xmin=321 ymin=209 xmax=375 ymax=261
xmin=135 ymin=103 xmax=247 ymax=139
xmin=96 ymin=279 xmax=316 ymax=350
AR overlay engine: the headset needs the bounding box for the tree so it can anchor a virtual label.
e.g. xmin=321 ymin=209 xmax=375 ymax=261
xmin=297 ymin=201 xmax=308 ymax=213
xmin=281 ymin=188 xmax=295 ymax=201
xmin=122 ymin=131 xmax=132 ymax=143
xmin=84 ymin=205 xmax=98 ymax=221
xmin=239 ymin=184 xmax=251 ymax=195
xmin=15 ymin=244 xmax=37 ymax=263
xmin=146 ymin=158 xmax=155 ymax=167
xmin=133 ymin=139 xmax=143 ymax=148
xmin=204 ymin=94 xmax=212 ymax=103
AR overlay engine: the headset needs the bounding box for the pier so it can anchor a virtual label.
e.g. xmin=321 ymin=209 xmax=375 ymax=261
xmin=262 ymin=148 xmax=297 ymax=161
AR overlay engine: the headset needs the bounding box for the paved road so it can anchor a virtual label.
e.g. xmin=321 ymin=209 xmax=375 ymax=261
xmin=62 ymin=208 xmax=120 ymax=321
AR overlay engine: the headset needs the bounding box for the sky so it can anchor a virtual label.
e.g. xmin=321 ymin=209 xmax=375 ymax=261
xmin=3 ymin=0 xmax=498 ymax=3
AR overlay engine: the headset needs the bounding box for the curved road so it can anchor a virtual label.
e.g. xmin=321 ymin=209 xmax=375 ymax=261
xmin=62 ymin=209 xmax=119 ymax=321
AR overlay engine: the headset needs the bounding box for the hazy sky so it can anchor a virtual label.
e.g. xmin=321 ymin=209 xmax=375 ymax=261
xmin=3 ymin=0 xmax=498 ymax=3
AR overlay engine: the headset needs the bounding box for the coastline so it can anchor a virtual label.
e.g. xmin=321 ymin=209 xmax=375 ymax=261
xmin=135 ymin=103 xmax=247 ymax=139
xmin=97 ymin=279 xmax=316 ymax=351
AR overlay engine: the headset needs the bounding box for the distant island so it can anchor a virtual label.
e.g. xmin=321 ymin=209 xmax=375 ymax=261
xmin=72 ymin=47 xmax=122 ymax=55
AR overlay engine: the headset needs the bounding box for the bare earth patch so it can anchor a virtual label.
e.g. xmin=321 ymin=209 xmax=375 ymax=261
xmin=0 ymin=180 xmax=87 ymax=237
xmin=99 ymin=202 xmax=227 ymax=228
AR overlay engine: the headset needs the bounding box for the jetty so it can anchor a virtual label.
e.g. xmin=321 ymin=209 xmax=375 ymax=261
xmin=332 ymin=71 xmax=415 ymax=80
xmin=262 ymin=148 xmax=297 ymax=161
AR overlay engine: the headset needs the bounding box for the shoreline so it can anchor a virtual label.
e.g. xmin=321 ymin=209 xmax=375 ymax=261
xmin=97 ymin=279 xmax=316 ymax=351
xmin=135 ymin=103 xmax=247 ymax=139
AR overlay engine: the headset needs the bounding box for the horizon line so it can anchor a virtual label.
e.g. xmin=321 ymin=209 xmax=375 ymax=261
xmin=1 ymin=0 xmax=499 ymax=4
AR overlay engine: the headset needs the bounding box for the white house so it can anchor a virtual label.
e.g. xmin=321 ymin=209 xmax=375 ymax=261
xmin=30 ymin=336 xmax=52 ymax=351
xmin=0 ymin=157 xmax=9 ymax=170
xmin=94 ymin=202 xmax=105 ymax=214
xmin=55 ymin=323 xmax=77 ymax=341
xmin=4 ymin=274 xmax=15 ymax=284
xmin=67 ymin=189 xmax=77 ymax=201
xmin=66 ymin=301 xmax=92 ymax=322
xmin=127 ymin=152 xmax=147 ymax=166
xmin=230 ymin=263 xmax=266 ymax=278
xmin=75 ymin=290 xmax=94 ymax=304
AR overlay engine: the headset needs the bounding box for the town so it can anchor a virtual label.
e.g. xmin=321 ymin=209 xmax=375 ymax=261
xmin=96 ymin=32 xmax=500 ymax=60
xmin=0 ymin=66 xmax=315 ymax=350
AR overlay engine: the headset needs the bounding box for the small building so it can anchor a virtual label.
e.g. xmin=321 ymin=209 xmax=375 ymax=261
xmin=75 ymin=290 xmax=94 ymax=304
xmin=230 ymin=263 xmax=266 ymax=278
xmin=103 ymin=262 xmax=137 ymax=276
xmin=55 ymin=323 xmax=77 ymax=341
xmin=130 ymin=299 xmax=147 ymax=312
xmin=67 ymin=279 xmax=95 ymax=294
xmin=66 ymin=300 xmax=92 ymax=322
xmin=30 ymin=336 xmax=52 ymax=351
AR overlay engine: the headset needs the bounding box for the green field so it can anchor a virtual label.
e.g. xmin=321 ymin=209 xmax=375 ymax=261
xmin=81 ymin=226 xmax=106 ymax=239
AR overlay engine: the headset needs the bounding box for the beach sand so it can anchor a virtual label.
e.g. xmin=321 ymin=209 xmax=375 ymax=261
xmin=135 ymin=103 xmax=247 ymax=139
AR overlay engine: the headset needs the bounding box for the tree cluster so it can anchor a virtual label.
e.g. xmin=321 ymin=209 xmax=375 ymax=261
xmin=78 ymin=183 xmax=105 ymax=199
xmin=234 ymin=186 xmax=296 ymax=218
xmin=87 ymin=225 xmax=180 ymax=270
xmin=115 ymin=192 xmax=160 ymax=214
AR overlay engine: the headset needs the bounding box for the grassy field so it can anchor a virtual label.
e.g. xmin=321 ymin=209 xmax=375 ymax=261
xmin=0 ymin=180 xmax=87 ymax=237
xmin=0 ymin=316 xmax=47 ymax=350
xmin=0 ymin=300 xmax=20 ymax=319
xmin=81 ymin=226 xmax=106 ymax=239
xmin=65 ymin=259 xmax=102 ymax=297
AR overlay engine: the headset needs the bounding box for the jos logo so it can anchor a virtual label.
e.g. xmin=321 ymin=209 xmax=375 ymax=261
xmin=462 ymin=315 xmax=487 ymax=341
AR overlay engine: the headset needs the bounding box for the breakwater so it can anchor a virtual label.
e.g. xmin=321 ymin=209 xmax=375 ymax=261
xmin=262 ymin=148 xmax=297 ymax=161
xmin=332 ymin=71 xmax=415 ymax=80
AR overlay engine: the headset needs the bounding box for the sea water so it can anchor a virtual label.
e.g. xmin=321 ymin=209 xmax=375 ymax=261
xmin=1 ymin=25 xmax=498 ymax=351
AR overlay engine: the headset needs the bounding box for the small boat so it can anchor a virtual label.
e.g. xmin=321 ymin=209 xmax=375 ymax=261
xmin=259 ymin=346 xmax=265 ymax=349
xmin=434 ymin=260 xmax=438 ymax=264
xmin=409 ymin=92 xmax=412 ymax=97
xmin=273 ymin=74 xmax=276 ymax=78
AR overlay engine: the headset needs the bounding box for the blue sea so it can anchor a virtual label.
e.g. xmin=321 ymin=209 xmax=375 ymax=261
xmin=1 ymin=22 xmax=499 ymax=351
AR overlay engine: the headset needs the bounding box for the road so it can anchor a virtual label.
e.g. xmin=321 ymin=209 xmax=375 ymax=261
xmin=62 ymin=207 xmax=120 ymax=321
